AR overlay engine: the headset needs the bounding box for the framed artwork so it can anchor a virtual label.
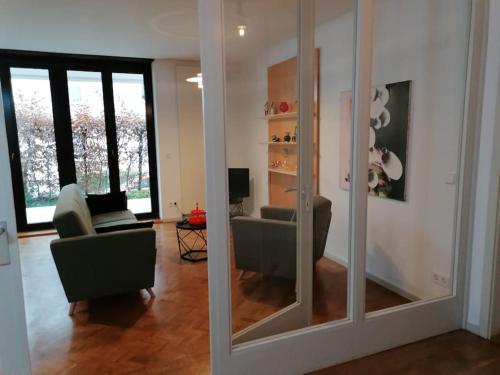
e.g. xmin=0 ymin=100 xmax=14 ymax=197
xmin=339 ymin=80 xmax=411 ymax=201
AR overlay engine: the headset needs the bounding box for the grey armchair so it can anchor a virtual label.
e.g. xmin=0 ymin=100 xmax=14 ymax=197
xmin=231 ymin=196 xmax=332 ymax=279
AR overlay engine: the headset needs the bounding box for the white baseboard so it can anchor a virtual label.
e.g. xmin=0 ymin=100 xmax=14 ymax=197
xmin=323 ymin=252 xmax=420 ymax=302
xmin=465 ymin=321 xmax=483 ymax=337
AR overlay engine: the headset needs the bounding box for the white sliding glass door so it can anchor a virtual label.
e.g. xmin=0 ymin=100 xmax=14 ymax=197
xmin=199 ymin=0 xmax=478 ymax=374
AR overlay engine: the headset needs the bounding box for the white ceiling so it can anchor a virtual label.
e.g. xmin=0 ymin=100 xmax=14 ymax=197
xmin=0 ymin=0 xmax=351 ymax=60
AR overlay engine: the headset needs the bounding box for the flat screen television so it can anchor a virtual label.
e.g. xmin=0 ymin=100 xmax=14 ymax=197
xmin=228 ymin=168 xmax=250 ymax=201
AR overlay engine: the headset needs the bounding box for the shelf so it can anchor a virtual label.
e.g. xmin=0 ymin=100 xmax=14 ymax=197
xmin=262 ymin=112 xmax=297 ymax=120
xmin=260 ymin=142 xmax=297 ymax=146
xmin=268 ymin=168 xmax=297 ymax=176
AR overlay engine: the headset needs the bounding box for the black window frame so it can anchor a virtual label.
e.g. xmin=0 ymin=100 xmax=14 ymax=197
xmin=0 ymin=49 xmax=160 ymax=232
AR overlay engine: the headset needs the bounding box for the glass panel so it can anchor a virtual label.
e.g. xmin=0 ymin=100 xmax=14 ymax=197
xmin=365 ymin=0 xmax=470 ymax=312
xmin=312 ymin=0 xmax=355 ymax=325
xmin=224 ymin=0 xmax=300 ymax=340
xmin=112 ymin=73 xmax=151 ymax=214
xmin=10 ymin=68 xmax=60 ymax=224
xmin=223 ymin=0 xmax=357 ymax=344
xmin=67 ymin=70 xmax=110 ymax=194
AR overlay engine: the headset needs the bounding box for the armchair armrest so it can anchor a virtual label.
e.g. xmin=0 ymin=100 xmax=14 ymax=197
xmin=232 ymin=217 xmax=297 ymax=278
xmin=260 ymin=206 xmax=297 ymax=222
xmin=50 ymin=228 xmax=156 ymax=302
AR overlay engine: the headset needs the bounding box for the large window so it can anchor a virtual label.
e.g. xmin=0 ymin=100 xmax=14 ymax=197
xmin=113 ymin=73 xmax=152 ymax=214
xmin=68 ymin=71 xmax=110 ymax=194
xmin=0 ymin=51 xmax=159 ymax=231
xmin=10 ymin=68 xmax=60 ymax=224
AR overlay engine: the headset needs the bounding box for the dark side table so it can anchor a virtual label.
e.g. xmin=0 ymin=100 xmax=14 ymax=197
xmin=176 ymin=220 xmax=207 ymax=262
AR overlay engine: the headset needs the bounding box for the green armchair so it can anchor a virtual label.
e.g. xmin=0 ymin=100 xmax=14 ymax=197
xmin=231 ymin=196 xmax=332 ymax=279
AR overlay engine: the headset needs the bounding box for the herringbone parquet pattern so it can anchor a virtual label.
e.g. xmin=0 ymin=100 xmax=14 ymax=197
xmin=19 ymin=223 xmax=409 ymax=374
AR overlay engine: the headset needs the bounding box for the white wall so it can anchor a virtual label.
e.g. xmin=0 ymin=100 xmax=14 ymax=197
xmin=153 ymin=59 xmax=204 ymax=220
xmin=153 ymin=59 xmax=183 ymax=220
xmin=226 ymin=0 xmax=470 ymax=300
xmin=176 ymin=65 xmax=205 ymax=211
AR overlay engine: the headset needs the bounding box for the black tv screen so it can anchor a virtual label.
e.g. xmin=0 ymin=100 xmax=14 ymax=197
xmin=228 ymin=168 xmax=250 ymax=199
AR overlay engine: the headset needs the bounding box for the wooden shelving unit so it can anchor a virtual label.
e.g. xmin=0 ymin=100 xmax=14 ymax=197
xmin=259 ymin=141 xmax=297 ymax=146
xmin=266 ymin=50 xmax=319 ymax=208
xmin=268 ymin=168 xmax=298 ymax=176
xmin=263 ymin=112 xmax=298 ymax=120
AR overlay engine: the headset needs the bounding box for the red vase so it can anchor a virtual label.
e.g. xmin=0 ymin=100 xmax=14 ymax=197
xmin=279 ymin=101 xmax=289 ymax=113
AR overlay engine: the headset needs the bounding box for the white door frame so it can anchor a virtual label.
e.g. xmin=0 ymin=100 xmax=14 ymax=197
xmin=199 ymin=0 xmax=484 ymax=374
xmin=0 ymin=84 xmax=31 ymax=374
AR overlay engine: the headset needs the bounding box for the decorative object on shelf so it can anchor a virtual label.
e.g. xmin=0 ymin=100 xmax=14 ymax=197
xmin=264 ymin=101 xmax=270 ymax=116
xmin=279 ymin=101 xmax=289 ymax=113
xmin=270 ymin=160 xmax=283 ymax=169
xmin=266 ymin=49 xmax=319 ymax=208
xmin=271 ymin=135 xmax=281 ymax=142
xmin=270 ymin=102 xmax=277 ymax=115
xmin=339 ymin=80 xmax=411 ymax=201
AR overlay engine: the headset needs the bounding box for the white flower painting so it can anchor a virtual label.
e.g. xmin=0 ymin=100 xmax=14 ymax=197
xmin=339 ymin=81 xmax=411 ymax=201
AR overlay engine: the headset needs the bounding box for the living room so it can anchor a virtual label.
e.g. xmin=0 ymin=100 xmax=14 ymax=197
xmin=1 ymin=0 xmax=500 ymax=374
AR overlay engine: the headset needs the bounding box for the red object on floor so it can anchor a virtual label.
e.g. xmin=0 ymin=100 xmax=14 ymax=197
xmin=188 ymin=203 xmax=206 ymax=225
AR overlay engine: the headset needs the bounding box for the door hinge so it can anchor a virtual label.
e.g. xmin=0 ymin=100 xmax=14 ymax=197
xmin=0 ymin=221 xmax=10 ymax=266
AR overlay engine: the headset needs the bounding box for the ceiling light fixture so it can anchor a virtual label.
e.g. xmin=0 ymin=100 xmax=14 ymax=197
xmin=186 ymin=73 xmax=203 ymax=89
xmin=237 ymin=24 xmax=246 ymax=37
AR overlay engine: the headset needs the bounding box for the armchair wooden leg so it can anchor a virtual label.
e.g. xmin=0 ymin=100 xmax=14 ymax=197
xmin=238 ymin=270 xmax=246 ymax=280
xmin=69 ymin=302 xmax=77 ymax=316
xmin=146 ymin=288 xmax=156 ymax=298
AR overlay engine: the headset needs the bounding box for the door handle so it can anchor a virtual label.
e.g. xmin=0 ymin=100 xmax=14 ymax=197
xmin=0 ymin=221 xmax=10 ymax=266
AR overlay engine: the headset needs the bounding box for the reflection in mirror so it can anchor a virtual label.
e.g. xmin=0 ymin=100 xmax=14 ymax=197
xmin=363 ymin=0 xmax=470 ymax=313
xmin=311 ymin=0 xmax=355 ymax=325
xmin=225 ymin=0 xmax=300 ymax=341
xmin=226 ymin=0 xmax=357 ymax=344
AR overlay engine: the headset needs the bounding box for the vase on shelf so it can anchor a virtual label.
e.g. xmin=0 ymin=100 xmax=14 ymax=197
xmin=283 ymin=132 xmax=291 ymax=142
xmin=270 ymin=102 xmax=277 ymax=115
xmin=264 ymin=101 xmax=270 ymax=116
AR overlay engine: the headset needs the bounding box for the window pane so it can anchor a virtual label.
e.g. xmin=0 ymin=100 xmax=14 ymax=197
xmin=112 ymin=73 xmax=151 ymax=214
xmin=67 ymin=71 xmax=110 ymax=194
xmin=10 ymin=68 xmax=60 ymax=224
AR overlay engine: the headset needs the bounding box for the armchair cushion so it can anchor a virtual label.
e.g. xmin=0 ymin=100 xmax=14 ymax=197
xmin=232 ymin=217 xmax=296 ymax=279
xmin=50 ymin=228 xmax=156 ymax=302
xmin=232 ymin=195 xmax=332 ymax=280
xmin=260 ymin=206 xmax=297 ymax=222
xmin=94 ymin=220 xmax=154 ymax=234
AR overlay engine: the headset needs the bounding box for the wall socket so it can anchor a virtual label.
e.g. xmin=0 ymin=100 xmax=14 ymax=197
xmin=168 ymin=202 xmax=177 ymax=208
xmin=432 ymin=271 xmax=450 ymax=288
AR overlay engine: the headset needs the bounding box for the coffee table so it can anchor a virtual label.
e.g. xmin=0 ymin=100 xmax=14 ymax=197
xmin=176 ymin=220 xmax=207 ymax=262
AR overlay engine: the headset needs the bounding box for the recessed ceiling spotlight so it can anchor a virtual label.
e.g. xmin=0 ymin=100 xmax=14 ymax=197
xmin=186 ymin=73 xmax=203 ymax=89
xmin=237 ymin=25 xmax=247 ymax=37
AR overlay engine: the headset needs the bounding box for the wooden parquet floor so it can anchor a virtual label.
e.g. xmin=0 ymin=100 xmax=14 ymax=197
xmin=309 ymin=331 xmax=500 ymax=375
xmin=19 ymin=222 xmax=409 ymax=374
